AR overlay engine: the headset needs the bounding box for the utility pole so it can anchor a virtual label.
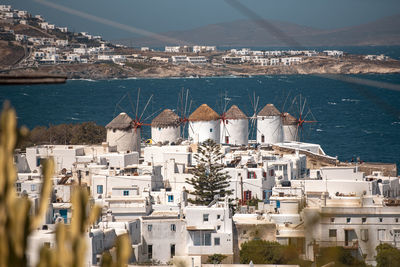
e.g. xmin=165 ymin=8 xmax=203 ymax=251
xmin=239 ymin=173 xmax=243 ymax=206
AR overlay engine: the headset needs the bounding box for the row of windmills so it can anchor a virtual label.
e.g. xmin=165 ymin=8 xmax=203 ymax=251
xmin=105 ymin=103 xmax=303 ymax=153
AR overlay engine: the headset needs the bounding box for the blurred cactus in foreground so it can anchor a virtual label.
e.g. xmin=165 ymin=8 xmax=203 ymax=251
xmin=0 ymin=102 xmax=131 ymax=267
xmin=0 ymin=101 xmax=52 ymax=267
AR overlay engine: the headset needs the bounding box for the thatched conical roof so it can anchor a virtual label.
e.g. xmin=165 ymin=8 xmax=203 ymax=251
xmin=258 ymin=104 xmax=281 ymax=116
xmin=225 ymin=105 xmax=247 ymax=120
xmin=282 ymin=112 xmax=298 ymax=125
xmin=106 ymin=112 xmax=133 ymax=130
xmin=189 ymin=104 xmax=219 ymax=122
xmin=151 ymin=109 xmax=180 ymax=128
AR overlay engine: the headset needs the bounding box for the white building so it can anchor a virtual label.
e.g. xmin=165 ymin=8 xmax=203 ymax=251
xmin=188 ymin=104 xmax=220 ymax=144
xmin=192 ymin=46 xmax=216 ymax=53
xmin=151 ymin=109 xmax=181 ymax=144
xmin=220 ymin=105 xmax=248 ymax=146
xmin=56 ymin=39 xmax=68 ymax=47
xmin=105 ymin=112 xmax=140 ymax=154
xmin=282 ymin=113 xmax=298 ymax=142
xmin=185 ymin=202 xmax=234 ymax=262
xmin=323 ymin=50 xmax=344 ymax=57
xmin=25 ymin=145 xmax=85 ymax=173
xmin=0 ymin=5 xmax=12 ymax=11
xmin=222 ymin=56 xmax=243 ymax=64
xmin=304 ymin=196 xmax=400 ymax=266
xmin=165 ymin=46 xmax=180 ymax=53
xmin=171 ymin=55 xmax=189 ymax=64
xmin=187 ymin=56 xmax=207 ymax=65
xmin=256 ymin=104 xmax=283 ymax=144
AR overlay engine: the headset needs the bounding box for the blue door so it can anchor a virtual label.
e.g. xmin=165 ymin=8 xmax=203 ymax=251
xmin=59 ymin=209 xmax=68 ymax=223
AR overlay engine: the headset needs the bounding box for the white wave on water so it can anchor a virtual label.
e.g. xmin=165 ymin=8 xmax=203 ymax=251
xmin=335 ymin=125 xmax=344 ymax=128
xmin=362 ymin=129 xmax=372 ymax=134
xmin=391 ymin=122 xmax=400 ymax=125
xmin=341 ymin=98 xmax=360 ymax=102
xmin=70 ymin=78 xmax=97 ymax=82
xmin=70 ymin=117 xmax=80 ymax=120
xmin=118 ymin=85 xmax=126 ymax=88
xmin=327 ymin=102 xmax=337 ymax=105
xmin=21 ymin=93 xmax=29 ymax=96
xmin=316 ymin=129 xmax=324 ymax=132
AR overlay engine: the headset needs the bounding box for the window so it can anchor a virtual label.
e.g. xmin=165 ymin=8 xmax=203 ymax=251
xmin=31 ymin=184 xmax=37 ymax=191
xmin=361 ymin=229 xmax=369 ymax=241
xmin=247 ymin=171 xmax=256 ymax=179
xmin=225 ymin=136 xmax=229 ymax=144
xmin=159 ymin=127 xmax=161 ymax=131
xmin=148 ymin=245 xmax=152 ymax=259
xmin=85 ymin=171 xmax=89 ymax=176
xmin=378 ymin=229 xmax=386 ymax=241
xmin=214 ymin=237 xmax=220 ymax=246
xmin=261 ymin=135 xmax=265 ymax=143
xmin=362 ymin=217 xmax=367 ymax=223
xmin=379 ymin=218 xmax=383 ymax=223
xmin=329 ymin=229 xmax=337 ymax=238
xmin=330 ymin=218 xmax=335 ymax=223
xmin=217 ymin=225 xmax=221 ymax=230
xmin=346 ymin=218 xmax=351 ymax=223
xmin=396 ymin=218 xmax=399 ymax=223
xmin=97 ymin=185 xmax=103 ymax=194
xmin=203 ymin=214 xmax=209 ymax=222
xmin=192 ymin=231 xmax=212 ymax=246
xmin=171 ymin=224 xmax=176 ymax=232
xmin=168 ymin=195 xmax=174 ymax=202
xmin=123 ymin=190 xmax=129 ymax=196
xmin=394 ymin=230 xmax=400 ymax=241
xmin=148 ymin=225 xmax=152 ymax=232
xmin=16 ymin=183 xmax=21 ymax=192
xmin=204 ymin=233 xmax=211 ymax=246
xmin=244 ymin=190 xmax=252 ymax=201
xmin=170 ymin=244 xmax=175 ymax=257
xmin=217 ymin=214 xmax=221 ymax=220
xmin=209 ymin=128 xmax=213 ymax=133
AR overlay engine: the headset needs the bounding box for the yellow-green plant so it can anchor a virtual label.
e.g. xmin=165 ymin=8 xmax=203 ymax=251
xmin=0 ymin=101 xmax=53 ymax=267
xmin=0 ymin=102 xmax=131 ymax=267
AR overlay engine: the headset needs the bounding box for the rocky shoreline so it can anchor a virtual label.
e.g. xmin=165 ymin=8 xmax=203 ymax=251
xmin=2 ymin=56 xmax=400 ymax=80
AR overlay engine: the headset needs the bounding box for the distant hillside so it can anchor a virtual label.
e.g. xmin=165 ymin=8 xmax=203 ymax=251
xmin=116 ymin=14 xmax=400 ymax=47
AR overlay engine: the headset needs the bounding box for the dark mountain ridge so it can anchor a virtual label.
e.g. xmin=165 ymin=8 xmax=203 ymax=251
xmin=116 ymin=14 xmax=400 ymax=47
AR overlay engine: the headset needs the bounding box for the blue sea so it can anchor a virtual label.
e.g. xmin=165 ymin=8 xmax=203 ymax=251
xmin=0 ymin=47 xmax=400 ymax=171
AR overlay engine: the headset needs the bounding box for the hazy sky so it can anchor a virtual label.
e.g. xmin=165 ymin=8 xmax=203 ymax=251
xmin=5 ymin=0 xmax=400 ymax=40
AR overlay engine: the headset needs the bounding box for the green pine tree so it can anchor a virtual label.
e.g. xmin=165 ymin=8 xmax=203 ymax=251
xmin=186 ymin=139 xmax=233 ymax=205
